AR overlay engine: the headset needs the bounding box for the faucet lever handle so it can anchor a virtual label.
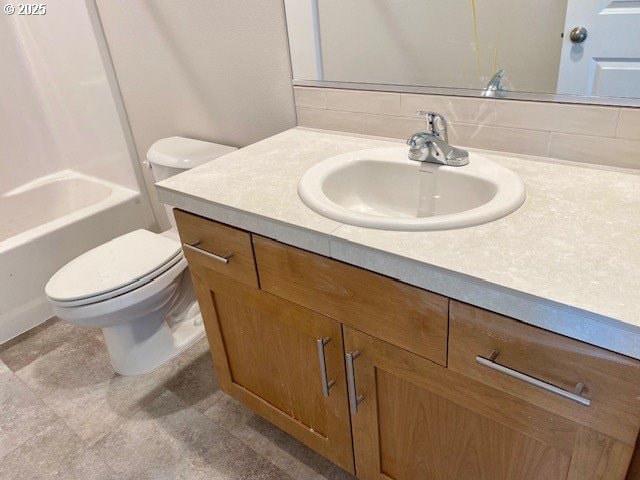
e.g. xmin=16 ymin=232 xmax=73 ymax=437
xmin=417 ymin=111 xmax=448 ymax=142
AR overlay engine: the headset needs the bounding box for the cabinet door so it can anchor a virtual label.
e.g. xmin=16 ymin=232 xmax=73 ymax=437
xmin=190 ymin=263 xmax=354 ymax=474
xmin=343 ymin=326 xmax=633 ymax=480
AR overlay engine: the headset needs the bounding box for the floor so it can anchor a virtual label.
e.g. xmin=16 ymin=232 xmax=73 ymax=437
xmin=0 ymin=318 xmax=355 ymax=480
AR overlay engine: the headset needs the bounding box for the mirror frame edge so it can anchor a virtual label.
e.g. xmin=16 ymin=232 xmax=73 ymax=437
xmin=293 ymin=79 xmax=640 ymax=108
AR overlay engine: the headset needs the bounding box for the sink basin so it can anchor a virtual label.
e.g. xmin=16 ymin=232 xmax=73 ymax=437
xmin=298 ymin=147 xmax=526 ymax=231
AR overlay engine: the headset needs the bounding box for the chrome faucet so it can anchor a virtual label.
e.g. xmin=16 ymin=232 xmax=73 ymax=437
xmin=482 ymin=68 xmax=508 ymax=97
xmin=406 ymin=111 xmax=469 ymax=166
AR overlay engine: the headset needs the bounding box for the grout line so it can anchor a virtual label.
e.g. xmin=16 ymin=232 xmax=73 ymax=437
xmin=296 ymin=97 xmax=626 ymax=138
xmin=8 ymin=328 xmax=171 ymax=449
xmin=201 ymin=396 xmax=312 ymax=480
xmin=89 ymin=386 xmax=172 ymax=447
xmin=56 ymin=420 xmax=122 ymax=477
xmin=298 ymin=105 xmax=640 ymax=169
xmin=327 ymin=224 xmax=347 ymax=259
xmin=487 ymin=98 xmax=498 ymax=126
xmin=614 ymin=107 xmax=622 ymax=138
xmin=0 ymin=376 xmax=63 ymax=460
xmin=87 ymin=389 xmax=194 ymax=475
xmin=2 ymin=358 xmax=120 ymax=479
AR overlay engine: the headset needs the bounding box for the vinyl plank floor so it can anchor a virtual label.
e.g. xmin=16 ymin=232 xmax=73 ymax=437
xmin=205 ymin=394 xmax=355 ymax=480
xmin=0 ymin=360 xmax=59 ymax=459
xmin=93 ymin=390 xmax=290 ymax=480
xmin=0 ymin=420 xmax=118 ymax=480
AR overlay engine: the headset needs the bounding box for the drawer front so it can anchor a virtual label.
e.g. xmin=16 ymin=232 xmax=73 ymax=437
xmin=449 ymin=300 xmax=640 ymax=445
xmin=253 ymin=235 xmax=449 ymax=366
xmin=174 ymin=209 xmax=258 ymax=288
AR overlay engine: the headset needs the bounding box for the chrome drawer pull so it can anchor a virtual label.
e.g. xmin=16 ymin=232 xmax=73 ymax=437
xmin=346 ymin=351 xmax=365 ymax=413
xmin=184 ymin=241 xmax=233 ymax=264
xmin=476 ymin=350 xmax=591 ymax=407
xmin=316 ymin=337 xmax=336 ymax=397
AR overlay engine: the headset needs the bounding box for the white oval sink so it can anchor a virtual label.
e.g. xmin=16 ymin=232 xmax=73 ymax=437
xmin=298 ymin=147 xmax=526 ymax=231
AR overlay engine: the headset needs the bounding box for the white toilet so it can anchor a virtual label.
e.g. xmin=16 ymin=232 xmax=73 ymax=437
xmin=45 ymin=137 xmax=237 ymax=376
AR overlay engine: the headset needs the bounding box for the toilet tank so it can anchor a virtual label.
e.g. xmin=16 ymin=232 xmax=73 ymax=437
xmin=146 ymin=136 xmax=237 ymax=228
xmin=147 ymin=136 xmax=237 ymax=182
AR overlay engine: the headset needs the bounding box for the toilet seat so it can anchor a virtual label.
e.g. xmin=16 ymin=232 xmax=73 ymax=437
xmin=46 ymin=229 xmax=184 ymax=308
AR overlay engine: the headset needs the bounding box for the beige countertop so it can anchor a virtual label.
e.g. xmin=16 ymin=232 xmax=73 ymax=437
xmin=156 ymin=127 xmax=640 ymax=358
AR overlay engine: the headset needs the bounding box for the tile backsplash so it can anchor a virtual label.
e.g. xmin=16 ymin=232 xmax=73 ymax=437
xmin=294 ymin=86 xmax=640 ymax=170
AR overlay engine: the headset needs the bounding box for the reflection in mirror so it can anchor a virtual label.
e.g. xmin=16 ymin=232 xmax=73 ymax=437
xmin=284 ymin=0 xmax=640 ymax=102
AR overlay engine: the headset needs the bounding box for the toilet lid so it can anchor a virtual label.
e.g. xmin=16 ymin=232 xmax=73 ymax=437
xmin=46 ymin=229 xmax=183 ymax=304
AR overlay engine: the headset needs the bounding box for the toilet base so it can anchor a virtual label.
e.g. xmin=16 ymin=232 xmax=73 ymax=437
xmin=48 ymin=252 xmax=207 ymax=376
xmin=102 ymin=306 xmax=205 ymax=376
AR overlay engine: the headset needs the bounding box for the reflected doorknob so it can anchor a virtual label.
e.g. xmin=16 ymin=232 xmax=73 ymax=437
xmin=569 ymin=26 xmax=588 ymax=44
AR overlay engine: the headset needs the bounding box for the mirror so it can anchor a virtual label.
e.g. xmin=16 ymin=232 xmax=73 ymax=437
xmin=284 ymin=0 xmax=640 ymax=104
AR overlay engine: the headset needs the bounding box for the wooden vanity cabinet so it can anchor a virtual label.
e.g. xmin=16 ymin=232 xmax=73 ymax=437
xmin=449 ymin=301 xmax=640 ymax=448
xmin=175 ymin=211 xmax=354 ymax=473
xmin=344 ymin=325 xmax=634 ymax=480
xmin=175 ymin=210 xmax=640 ymax=480
xmin=252 ymin=235 xmax=449 ymax=366
xmin=188 ymin=263 xmax=355 ymax=473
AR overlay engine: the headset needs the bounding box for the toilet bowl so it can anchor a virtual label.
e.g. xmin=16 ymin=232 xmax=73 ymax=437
xmin=46 ymin=229 xmax=201 ymax=375
xmin=44 ymin=137 xmax=237 ymax=375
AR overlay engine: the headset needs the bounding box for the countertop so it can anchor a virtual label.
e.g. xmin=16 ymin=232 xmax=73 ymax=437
xmin=156 ymin=127 xmax=640 ymax=359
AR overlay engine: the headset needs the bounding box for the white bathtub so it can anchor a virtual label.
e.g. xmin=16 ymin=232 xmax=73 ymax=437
xmin=0 ymin=170 xmax=149 ymax=343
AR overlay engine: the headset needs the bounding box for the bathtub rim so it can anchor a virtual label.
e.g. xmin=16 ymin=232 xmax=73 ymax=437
xmin=0 ymin=170 xmax=141 ymax=253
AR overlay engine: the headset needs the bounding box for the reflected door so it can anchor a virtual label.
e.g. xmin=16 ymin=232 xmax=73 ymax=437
xmin=557 ymin=0 xmax=640 ymax=97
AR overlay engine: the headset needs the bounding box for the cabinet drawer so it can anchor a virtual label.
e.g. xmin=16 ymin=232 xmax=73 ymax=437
xmin=174 ymin=209 xmax=258 ymax=288
xmin=449 ymin=300 xmax=640 ymax=445
xmin=253 ymin=235 xmax=449 ymax=366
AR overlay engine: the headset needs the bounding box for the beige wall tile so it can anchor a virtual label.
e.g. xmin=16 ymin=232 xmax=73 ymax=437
xmin=400 ymin=94 xmax=495 ymax=124
xmin=325 ymin=89 xmax=401 ymax=115
xmin=363 ymin=115 xmax=424 ymax=139
xmin=296 ymin=107 xmax=365 ymax=134
xmin=549 ymin=133 xmax=640 ymax=169
xmin=494 ymin=100 xmax=619 ymax=137
xmin=448 ymin=123 xmax=550 ymax=157
xmin=294 ymin=87 xmax=640 ymax=170
xmin=292 ymin=87 xmax=327 ymax=109
xmin=617 ymin=109 xmax=640 ymax=140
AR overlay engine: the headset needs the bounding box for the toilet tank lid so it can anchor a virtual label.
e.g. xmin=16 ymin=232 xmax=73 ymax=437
xmin=147 ymin=136 xmax=237 ymax=170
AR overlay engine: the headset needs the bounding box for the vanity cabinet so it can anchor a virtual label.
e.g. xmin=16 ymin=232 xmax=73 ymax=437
xmin=346 ymin=326 xmax=579 ymax=480
xmin=175 ymin=211 xmax=355 ymax=473
xmin=175 ymin=210 xmax=640 ymax=480
xmin=345 ymin=324 xmax=636 ymax=480
xmin=448 ymin=301 xmax=640 ymax=449
xmin=253 ymin=235 xmax=449 ymax=366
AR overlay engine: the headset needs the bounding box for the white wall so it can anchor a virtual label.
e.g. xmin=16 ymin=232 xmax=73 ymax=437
xmin=0 ymin=0 xmax=144 ymax=193
xmin=94 ymin=0 xmax=297 ymax=229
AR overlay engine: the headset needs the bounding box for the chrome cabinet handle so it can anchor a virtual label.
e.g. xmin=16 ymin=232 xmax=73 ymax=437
xmin=476 ymin=350 xmax=591 ymax=407
xmin=316 ymin=337 xmax=336 ymax=397
xmin=183 ymin=241 xmax=233 ymax=264
xmin=346 ymin=351 xmax=365 ymax=413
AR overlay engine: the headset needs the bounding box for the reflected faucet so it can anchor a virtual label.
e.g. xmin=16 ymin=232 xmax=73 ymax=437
xmin=482 ymin=69 xmax=508 ymax=97
xmin=406 ymin=112 xmax=469 ymax=167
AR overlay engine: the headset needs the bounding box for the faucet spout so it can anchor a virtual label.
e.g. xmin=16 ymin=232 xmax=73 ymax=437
xmin=482 ymin=69 xmax=508 ymax=97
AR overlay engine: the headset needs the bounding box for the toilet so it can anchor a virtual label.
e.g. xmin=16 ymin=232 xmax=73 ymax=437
xmin=45 ymin=137 xmax=237 ymax=376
